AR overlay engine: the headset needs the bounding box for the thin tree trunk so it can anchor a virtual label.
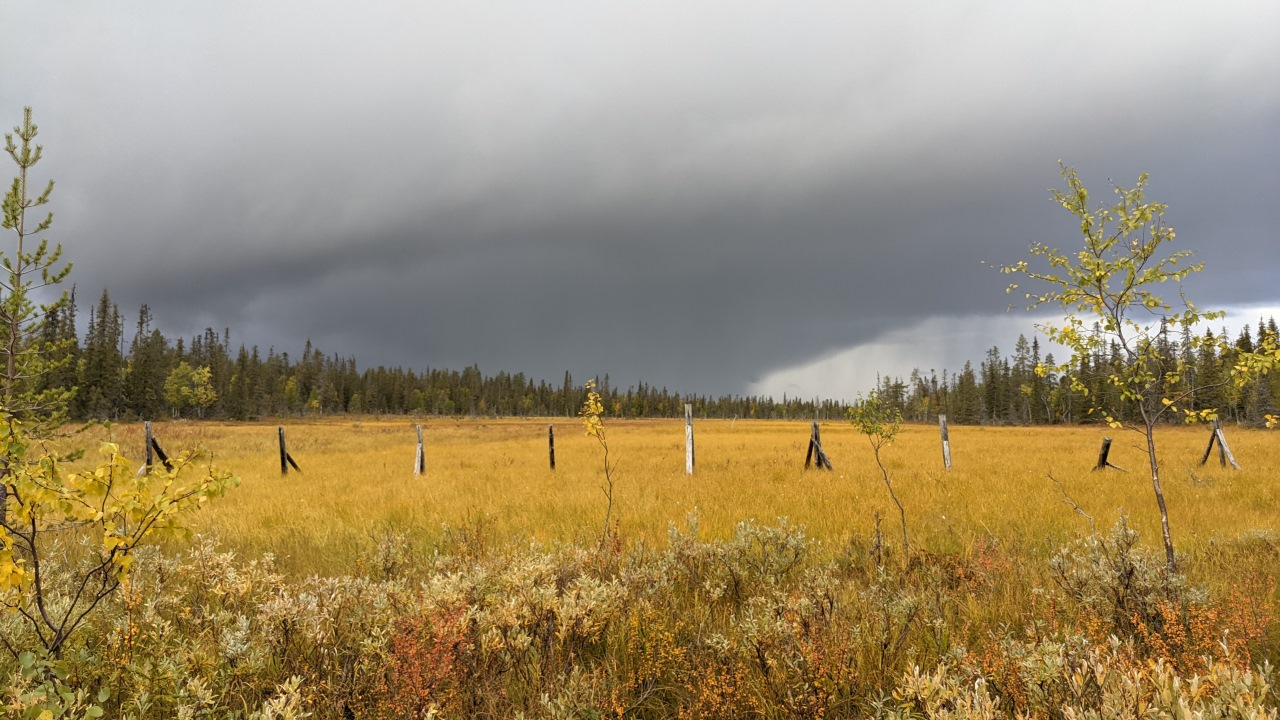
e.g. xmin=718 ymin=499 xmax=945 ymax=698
xmin=1142 ymin=408 xmax=1177 ymax=574
xmin=875 ymin=447 xmax=909 ymax=564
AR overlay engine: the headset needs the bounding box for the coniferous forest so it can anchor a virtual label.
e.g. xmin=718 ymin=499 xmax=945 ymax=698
xmin=56 ymin=288 xmax=1280 ymax=426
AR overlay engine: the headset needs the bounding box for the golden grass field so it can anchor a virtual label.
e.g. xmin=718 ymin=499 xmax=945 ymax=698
xmin=76 ymin=417 xmax=1280 ymax=578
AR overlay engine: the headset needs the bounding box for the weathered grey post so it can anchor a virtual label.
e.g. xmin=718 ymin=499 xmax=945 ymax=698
xmin=548 ymin=424 xmax=556 ymax=470
xmin=685 ymin=404 xmax=695 ymax=475
xmin=817 ymin=423 xmax=832 ymax=470
xmin=414 ymin=424 xmax=425 ymax=475
xmin=938 ymin=414 xmax=952 ymax=471
xmin=144 ymin=421 xmax=154 ymax=474
xmin=278 ymin=426 xmax=289 ymax=475
xmin=1215 ymin=419 xmax=1240 ymax=469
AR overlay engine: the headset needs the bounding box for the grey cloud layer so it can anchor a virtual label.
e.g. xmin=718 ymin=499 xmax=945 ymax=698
xmin=3 ymin=1 xmax=1277 ymax=394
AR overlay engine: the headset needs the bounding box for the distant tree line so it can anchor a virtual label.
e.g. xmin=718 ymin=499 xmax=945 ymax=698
xmin=45 ymin=289 xmax=1278 ymax=426
xmin=871 ymin=322 xmax=1279 ymax=427
xmin=53 ymin=289 xmax=852 ymax=421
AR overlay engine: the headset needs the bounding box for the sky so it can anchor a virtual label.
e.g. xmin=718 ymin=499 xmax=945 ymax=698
xmin=2 ymin=1 xmax=1277 ymax=400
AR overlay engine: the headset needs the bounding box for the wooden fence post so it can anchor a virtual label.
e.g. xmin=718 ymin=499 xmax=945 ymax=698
xmin=1200 ymin=420 xmax=1240 ymax=468
xmin=1093 ymin=437 xmax=1127 ymax=472
xmin=414 ymin=424 xmax=425 ymax=475
xmin=277 ymin=427 xmax=300 ymax=474
xmin=1215 ymin=419 xmax=1240 ymax=470
xmin=279 ymin=426 xmax=289 ymax=475
xmin=804 ymin=424 xmax=815 ymax=468
xmin=144 ymin=420 xmax=154 ymax=474
xmin=938 ymin=414 xmax=952 ymax=471
xmin=1094 ymin=437 xmax=1112 ymax=471
xmin=548 ymin=424 xmax=556 ymax=471
xmin=805 ymin=421 xmax=833 ymax=471
xmin=685 ymin=404 xmax=694 ymax=475
xmin=138 ymin=421 xmax=173 ymax=474
xmin=1201 ymin=424 xmax=1219 ymax=465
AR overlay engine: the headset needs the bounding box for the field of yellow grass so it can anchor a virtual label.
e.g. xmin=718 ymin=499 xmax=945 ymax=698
xmin=78 ymin=417 xmax=1279 ymax=578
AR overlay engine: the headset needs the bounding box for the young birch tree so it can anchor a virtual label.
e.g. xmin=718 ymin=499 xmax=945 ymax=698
xmin=579 ymin=379 xmax=616 ymax=548
xmin=849 ymin=391 xmax=908 ymax=565
xmin=1001 ymin=163 xmax=1277 ymax=574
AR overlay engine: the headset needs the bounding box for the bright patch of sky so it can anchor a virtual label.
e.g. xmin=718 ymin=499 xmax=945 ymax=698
xmin=750 ymin=304 xmax=1280 ymax=403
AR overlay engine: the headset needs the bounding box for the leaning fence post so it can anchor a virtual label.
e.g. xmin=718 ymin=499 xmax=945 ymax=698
xmin=415 ymin=424 xmax=425 ymax=475
xmin=144 ymin=420 xmax=154 ymax=473
xmin=1200 ymin=424 xmax=1219 ymax=465
xmin=804 ymin=424 xmax=816 ymax=468
xmin=805 ymin=421 xmax=833 ymax=471
xmin=938 ymin=414 xmax=952 ymax=471
xmin=685 ymin=404 xmax=695 ymax=475
xmin=548 ymin=424 xmax=556 ymax=471
xmin=1214 ymin=419 xmax=1241 ymax=470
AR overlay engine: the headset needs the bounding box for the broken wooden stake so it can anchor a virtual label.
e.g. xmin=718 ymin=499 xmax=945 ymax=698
xmin=548 ymin=424 xmax=556 ymax=471
xmin=1093 ymin=436 xmax=1127 ymax=472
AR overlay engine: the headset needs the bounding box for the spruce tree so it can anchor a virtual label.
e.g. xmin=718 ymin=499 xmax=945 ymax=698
xmin=1 ymin=107 xmax=75 ymax=522
xmin=123 ymin=303 xmax=169 ymax=419
xmin=78 ymin=288 xmax=124 ymax=419
xmin=1 ymin=107 xmax=74 ymax=427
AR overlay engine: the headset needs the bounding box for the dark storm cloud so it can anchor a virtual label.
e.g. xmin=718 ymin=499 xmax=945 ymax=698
xmin=2 ymin=1 xmax=1277 ymax=395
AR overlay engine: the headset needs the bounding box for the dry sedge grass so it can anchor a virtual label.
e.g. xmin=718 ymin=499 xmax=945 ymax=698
xmin=82 ymin=417 xmax=1280 ymax=577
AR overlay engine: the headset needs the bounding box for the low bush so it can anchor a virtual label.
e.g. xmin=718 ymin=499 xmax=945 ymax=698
xmin=1 ymin=518 xmax=1276 ymax=719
